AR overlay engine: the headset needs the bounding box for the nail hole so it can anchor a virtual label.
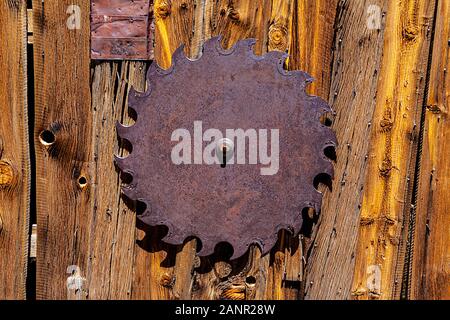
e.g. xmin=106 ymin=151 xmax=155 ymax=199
xmin=39 ymin=130 xmax=55 ymax=146
xmin=324 ymin=146 xmax=337 ymax=161
xmin=78 ymin=176 xmax=87 ymax=188
xmin=245 ymin=276 xmax=256 ymax=286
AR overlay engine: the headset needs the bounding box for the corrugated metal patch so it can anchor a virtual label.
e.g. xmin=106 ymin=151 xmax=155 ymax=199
xmin=91 ymin=0 xmax=153 ymax=60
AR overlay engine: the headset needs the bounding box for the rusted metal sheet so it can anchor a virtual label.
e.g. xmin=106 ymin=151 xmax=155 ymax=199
xmin=91 ymin=0 xmax=153 ymax=60
xmin=116 ymin=37 xmax=336 ymax=259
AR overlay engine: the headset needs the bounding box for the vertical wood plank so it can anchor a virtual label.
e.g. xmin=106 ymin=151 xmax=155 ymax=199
xmin=88 ymin=61 xmax=147 ymax=299
xmin=289 ymin=0 xmax=337 ymax=97
xmin=153 ymin=0 xmax=196 ymax=69
xmin=411 ymin=0 xmax=450 ymax=300
xmin=351 ymin=0 xmax=436 ymax=300
xmin=0 ymin=0 xmax=30 ymax=300
xmin=33 ymin=0 xmax=92 ymax=299
xmin=305 ymin=0 xmax=387 ymax=299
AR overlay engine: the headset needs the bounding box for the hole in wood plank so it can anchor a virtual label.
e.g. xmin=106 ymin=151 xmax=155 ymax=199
xmin=78 ymin=176 xmax=88 ymax=188
xmin=39 ymin=130 xmax=55 ymax=146
xmin=245 ymin=275 xmax=256 ymax=286
xmin=0 ymin=160 xmax=15 ymax=189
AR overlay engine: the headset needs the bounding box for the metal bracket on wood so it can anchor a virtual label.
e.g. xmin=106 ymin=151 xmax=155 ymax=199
xmin=91 ymin=0 xmax=154 ymax=60
xmin=30 ymin=224 xmax=37 ymax=259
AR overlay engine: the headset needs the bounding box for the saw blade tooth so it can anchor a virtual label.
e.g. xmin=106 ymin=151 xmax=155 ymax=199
xmin=128 ymin=86 xmax=145 ymax=112
xmin=172 ymin=44 xmax=187 ymax=67
xmin=116 ymin=121 xmax=134 ymax=141
xmin=121 ymin=186 xmax=138 ymax=202
xmin=321 ymin=162 xmax=334 ymax=179
xmin=276 ymin=52 xmax=290 ymax=75
xmin=314 ymin=150 xmax=334 ymax=175
xmin=264 ymin=50 xmax=286 ymax=61
xmin=310 ymin=96 xmax=333 ymax=113
xmin=147 ymin=60 xmax=174 ymax=82
xmin=287 ymin=70 xmax=314 ymax=88
xmin=197 ymin=241 xmax=215 ymax=257
xmin=202 ymin=35 xmax=222 ymax=55
xmin=252 ymin=237 xmax=266 ymax=254
xmin=114 ymin=155 xmax=129 ymax=171
xmin=233 ymin=38 xmax=256 ymax=55
xmin=230 ymin=245 xmax=248 ymax=260
xmin=162 ymin=230 xmax=186 ymax=245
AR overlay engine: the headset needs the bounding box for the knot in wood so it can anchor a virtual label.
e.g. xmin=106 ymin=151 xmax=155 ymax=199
xmin=402 ymin=25 xmax=419 ymax=42
xmin=268 ymin=23 xmax=288 ymax=51
xmin=379 ymin=118 xmax=393 ymax=132
xmin=228 ymin=8 xmax=240 ymax=21
xmin=214 ymin=261 xmax=232 ymax=279
xmin=160 ymin=273 xmax=176 ymax=288
xmin=155 ymin=0 xmax=171 ymax=19
xmin=218 ymin=286 xmax=246 ymax=300
xmin=0 ymin=160 xmax=15 ymax=188
xmin=180 ymin=2 xmax=188 ymax=10
xmin=379 ymin=158 xmax=392 ymax=177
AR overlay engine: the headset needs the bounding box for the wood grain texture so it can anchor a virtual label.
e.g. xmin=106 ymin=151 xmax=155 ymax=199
xmin=88 ymin=61 xmax=147 ymax=299
xmin=0 ymin=0 xmax=30 ymax=300
xmin=351 ymin=0 xmax=436 ymax=300
xmin=33 ymin=0 xmax=92 ymax=299
xmin=411 ymin=0 xmax=450 ymax=300
xmin=28 ymin=0 xmax=449 ymax=300
xmin=288 ymin=0 xmax=337 ymax=97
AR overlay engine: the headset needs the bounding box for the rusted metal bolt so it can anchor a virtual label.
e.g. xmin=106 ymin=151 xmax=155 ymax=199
xmin=0 ymin=160 xmax=14 ymax=189
xmin=216 ymin=138 xmax=234 ymax=166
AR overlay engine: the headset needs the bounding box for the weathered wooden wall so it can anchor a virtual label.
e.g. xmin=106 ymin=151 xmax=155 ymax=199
xmin=0 ymin=0 xmax=448 ymax=300
xmin=0 ymin=0 xmax=30 ymax=300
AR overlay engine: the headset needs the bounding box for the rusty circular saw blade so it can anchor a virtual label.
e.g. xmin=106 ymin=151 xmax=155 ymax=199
xmin=116 ymin=36 xmax=336 ymax=259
